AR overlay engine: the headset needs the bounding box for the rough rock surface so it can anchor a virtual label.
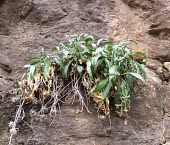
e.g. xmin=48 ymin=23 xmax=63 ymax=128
xmin=0 ymin=0 xmax=170 ymax=144
xmin=164 ymin=62 xmax=170 ymax=73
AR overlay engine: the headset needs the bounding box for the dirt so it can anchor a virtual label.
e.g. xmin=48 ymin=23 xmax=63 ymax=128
xmin=0 ymin=0 xmax=170 ymax=144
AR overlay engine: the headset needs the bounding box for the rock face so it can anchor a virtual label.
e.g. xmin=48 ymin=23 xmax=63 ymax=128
xmin=159 ymin=83 xmax=170 ymax=143
xmin=164 ymin=62 xmax=170 ymax=73
xmin=0 ymin=0 xmax=170 ymax=144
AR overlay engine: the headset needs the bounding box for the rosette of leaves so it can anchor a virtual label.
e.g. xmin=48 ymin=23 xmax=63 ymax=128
xmin=54 ymin=33 xmax=96 ymax=79
xmin=88 ymin=39 xmax=147 ymax=116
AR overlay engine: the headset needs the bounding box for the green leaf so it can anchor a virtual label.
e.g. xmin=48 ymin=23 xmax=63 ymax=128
xmin=91 ymin=43 xmax=97 ymax=50
xmin=126 ymin=72 xmax=146 ymax=84
xmin=87 ymin=61 xmax=93 ymax=78
xmin=101 ymin=82 xmax=112 ymax=99
xmin=109 ymin=65 xmax=117 ymax=75
xmin=126 ymin=74 xmax=134 ymax=89
xmin=24 ymin=64 xmax=31 ymax=68
xmin=104 ymin=38 xmax=114 ymax=45
xmin=134 ymin=51 xmax=148 ymax=64
xmin=80 ymin=54 xmax=86 ymax=61
xmin=114 ymin=89 xmax=121 ymax=105
xmin=95 ymin=77 xmax=102 ymax=83
xmin=54 ymin=57 xmax=63 ymax=68
xmin=84 ymin=34 xmax=94 ymax=42
xmin=76 ymin=65 xmax=84 ymax=76
xmin=51 ymin=47 xmax=55 ymax=53
xmin=56 ymin=46 xmax=60 ymax=52
xmin=29 ymin=60 xmax=39 ymax=65
xmin=63 ymin=61 xmax=72 ymax=80
xmin=63 ymin=50 xmax=70 ymax=57
xmin=91 ymin=55 xmax=104 ymax=69
xmin=29 ymin=65 xmax=36 ymax=77
xmin=117 ymin=40 xmax=135 ymax=48
xmin=80 ymin=44 xmax=87 ymax=51
xmin=95 ymin=47 xmax=105 ymax=54
xmin=78 ymin=40 xmax=86 ymax=45
xmin=109 ymin=75 xmax=116 ymax=83
xmin=44 ymin=61 xmax=50 ymax=78
xmin=90 ymin=78 xmax=109 ymax=93
xmin=97 ymin=38 xmax=108 ymax=46
xmin=120 ymin=81 xmax=127 ymax=96
xmin=104 ymin=58 xmax=111 ymax=67
xmin=94 ymin=57 xmax=105 ymax=73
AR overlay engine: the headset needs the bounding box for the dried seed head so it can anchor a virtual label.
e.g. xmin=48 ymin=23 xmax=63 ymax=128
xmin=43 ymin=90 xmax=50 ymax=98
xmin=25 ymin=93 xmax=35 ymax=103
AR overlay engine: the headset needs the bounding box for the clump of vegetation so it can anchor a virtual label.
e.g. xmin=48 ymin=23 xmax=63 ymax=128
xmin=9 ymin=33 xmax=147 ymax=144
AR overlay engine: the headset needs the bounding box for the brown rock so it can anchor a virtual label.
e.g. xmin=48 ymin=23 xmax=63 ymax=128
xmin=123 ymin=0 xmax=156 ymax=10
xmin=146 ymin=59 xmax=163 ymax=77
xmin=164 ymin=62 xmax=170 ymax=73
xmin=146 ymin=58 xmax=163 ymax=70
xmin=145 ymin=68 xmax=162 ymax=85
xmin=163 ymin=68 xmax=170 ymax=80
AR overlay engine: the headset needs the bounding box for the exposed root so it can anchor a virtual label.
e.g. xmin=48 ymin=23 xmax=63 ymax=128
xmin=8 ymin=97 xmax=25 ymax=145
xmin=71 ymin=74 xmax=91 ymax=113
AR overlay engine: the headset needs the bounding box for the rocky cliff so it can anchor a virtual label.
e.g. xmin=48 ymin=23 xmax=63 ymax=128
xmin=0 ymin=0 xmax=170 ymax=144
